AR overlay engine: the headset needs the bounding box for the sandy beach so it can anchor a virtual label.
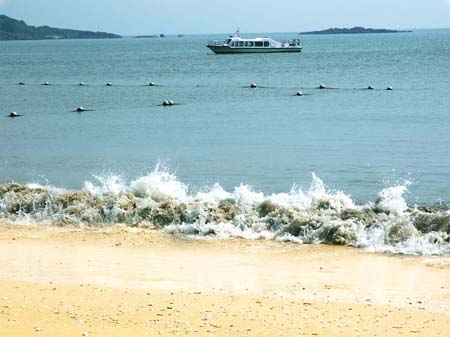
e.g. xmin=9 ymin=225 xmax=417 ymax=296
xmin=0 ymin=223 xmax=449 ymax=337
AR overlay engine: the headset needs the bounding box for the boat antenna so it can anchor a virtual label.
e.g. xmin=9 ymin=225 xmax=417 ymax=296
xmin=234 ymin=28 xmax=240 ymax=37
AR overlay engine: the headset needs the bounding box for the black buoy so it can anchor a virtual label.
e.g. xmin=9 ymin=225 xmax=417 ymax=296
xmin=386 ymin=86 xmax=393 ymax=91
xmin=76 ymin=107 xmax=85 ymax=112
xmin=42 ymin=81 xmax=49 ymax=86
xmin=7 ymin=112 xmax=22 ymax=118
xmin=79 ymin=82 xmax=85 ymax=86
xmin=168 ymin=100 xmax=174 ymax=106
xmin=296 ymin=91 xmax=304 ymax=96
xmin=106 ymin=82 xmax=113 ymax=86
xmin=163 ymin=101 xmax=170 ymax=106
xmin=149 ymin=82 xmax=156 ymax=86
xmin=250 ymin=83 xmax=257 ymax=88
xmin=19 ymin=81 xmax=25 ymax=85
xmin=319 ymin=84 xmax=327 ymax=89
xmin=367 ymin=85 xmax=374 ymax=90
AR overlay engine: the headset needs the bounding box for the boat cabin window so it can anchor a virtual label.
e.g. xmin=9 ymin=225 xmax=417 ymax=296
xmin=264 ymin=41 xmax=269 ymax=47
xmin=238 ymin=41 xmax=244 ymax=47
xmin=225 ymin=39 xmax=231 ymax=44
xmin=255 ymin=41 xmax=263 ymax=47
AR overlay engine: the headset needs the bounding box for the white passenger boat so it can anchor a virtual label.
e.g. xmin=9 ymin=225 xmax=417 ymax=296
xmin=207 ymin=29 xmax=302 ymax=54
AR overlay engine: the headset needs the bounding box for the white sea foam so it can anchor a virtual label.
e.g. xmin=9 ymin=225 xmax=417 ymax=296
xmin=194 ymin=183 xmax=232 ymax=205
xmin=84 ymin=174 xmax=126 ymax=196
xmin=1 ymin=165 xmax=449 ymax=256
xmin=376 ymin=183 xmax=410 ymax=215
xmin=129 ymin=168 xmax=188 ymax=202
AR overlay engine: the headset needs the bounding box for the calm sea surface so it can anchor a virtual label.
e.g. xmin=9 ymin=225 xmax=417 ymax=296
xmin=1 ymin=30 xmax=449 ymax=204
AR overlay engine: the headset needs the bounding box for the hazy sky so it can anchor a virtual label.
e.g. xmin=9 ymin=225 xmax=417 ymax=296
xmin=1 ymin=0 xmax=450 ymax=35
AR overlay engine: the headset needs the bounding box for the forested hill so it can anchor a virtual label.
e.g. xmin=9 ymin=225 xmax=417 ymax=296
xmin=300 ymin=27 xmax=410 ymax=35
xmin=0 ymin=15 xmax=121 ymax=40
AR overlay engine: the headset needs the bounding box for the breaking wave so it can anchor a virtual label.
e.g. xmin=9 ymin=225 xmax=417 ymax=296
xmin=1 ymin=165 xmax=449 ymax=256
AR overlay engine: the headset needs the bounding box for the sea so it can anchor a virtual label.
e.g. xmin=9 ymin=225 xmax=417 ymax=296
xmin=0 ymin=30 xmax=449 ymax=255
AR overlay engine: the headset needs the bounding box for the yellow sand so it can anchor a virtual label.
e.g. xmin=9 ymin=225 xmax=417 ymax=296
xmin=0 ymin=223 xmax=449 ymax=337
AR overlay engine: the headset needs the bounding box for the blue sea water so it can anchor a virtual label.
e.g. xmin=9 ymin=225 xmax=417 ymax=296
xmin=0 ymin=30 xmax=449 ymax=204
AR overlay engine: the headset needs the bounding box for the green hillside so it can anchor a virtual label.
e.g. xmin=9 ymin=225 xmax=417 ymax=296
xmin=0 ymin=15 xmax=121 ymax=40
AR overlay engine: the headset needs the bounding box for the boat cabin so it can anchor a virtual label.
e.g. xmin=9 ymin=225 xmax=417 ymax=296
xmin=207 ymin=29 xmax=302 ymax=54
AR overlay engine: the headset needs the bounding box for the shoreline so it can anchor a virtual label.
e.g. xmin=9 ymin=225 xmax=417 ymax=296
xmin=1 ymin=223 xmax=450 ymax=336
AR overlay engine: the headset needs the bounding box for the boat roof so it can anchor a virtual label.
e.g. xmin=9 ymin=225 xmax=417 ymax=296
xmin=228 ymin=36 xmax=275 ymax=41
xmin=225 ymin=29 xmax=298 ymax=42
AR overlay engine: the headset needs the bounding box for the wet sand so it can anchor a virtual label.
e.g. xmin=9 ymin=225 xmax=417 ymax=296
xmin=0 ymin=223 xmax=449 ymax=337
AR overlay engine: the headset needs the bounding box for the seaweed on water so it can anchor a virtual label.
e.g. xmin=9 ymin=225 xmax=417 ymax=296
xmin=414 ymin=214 xmax=450 ymax=234
xmin=318 ymin=224 xmax=356 ymax=245
xmin=150 ymin=201 xmax=182 ymax=228
xmin=257 ymin=200 xmax=278 ymax=217
xmin=284 ymin=218 xmax=311 ymax=237
xmin=339 ymin=208 xmax=378 ymax=227
xmin=57 ymin=192 xmax=90 ymax=209
xmin=0 ymin=183 xmax=28 ymax=195
xmin=138 ymin=206 xmax=153 ymax=220
xmin=218 ymin=199 xmax=239 ymax=221
xmin=385 ymin=222 xmax=418 ymax=244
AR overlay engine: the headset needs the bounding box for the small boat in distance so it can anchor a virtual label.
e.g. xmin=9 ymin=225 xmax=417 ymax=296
xmin=207 ymin=29 xmax=302 ymax=54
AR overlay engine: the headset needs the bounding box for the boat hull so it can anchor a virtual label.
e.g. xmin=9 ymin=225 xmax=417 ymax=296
xmin=207 ymin=45 xmax=302 ymax=54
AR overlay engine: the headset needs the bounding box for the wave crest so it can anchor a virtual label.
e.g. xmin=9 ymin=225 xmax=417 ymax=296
xmin=0 ymin=167 xmax=449 ymax=255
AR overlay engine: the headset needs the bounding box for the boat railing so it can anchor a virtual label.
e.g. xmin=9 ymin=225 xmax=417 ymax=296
xmin=281 ymin=39 xmax=301 ymax=46
xmin=207 ymin=40 xmax=225 ymax=46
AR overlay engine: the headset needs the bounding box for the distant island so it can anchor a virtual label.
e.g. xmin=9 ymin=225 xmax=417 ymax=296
xmin=134 ymin=35 xmax=161 ymax=38
xmin=134 ymin=34 xmax=185 ymax=38
xmin=300 ymin=27 xmax=411 ymax=35
xmin=0 ymin=15 xmax=121 ymax=40
xmin=133 ymin=33 xmax=166 ymax=39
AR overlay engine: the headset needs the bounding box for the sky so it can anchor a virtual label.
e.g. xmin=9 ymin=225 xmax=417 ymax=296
xmin=1 ymin=0 xmax=450 ymax=35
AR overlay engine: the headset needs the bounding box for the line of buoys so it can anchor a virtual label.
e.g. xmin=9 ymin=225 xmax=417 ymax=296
xmin=6 ymin=112 xmax=23 ymax=118
xmin=12 ymin=81 xmax=395 ymax=91
xmin=12 ymin=81 xmax=396 ymax=93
